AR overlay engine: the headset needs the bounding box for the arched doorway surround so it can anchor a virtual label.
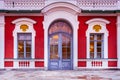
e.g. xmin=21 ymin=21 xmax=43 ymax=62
xmin=48 ymin=20 xmax=73 ymax=70
xmin=42 ymin=2 xmax=80 ymax=70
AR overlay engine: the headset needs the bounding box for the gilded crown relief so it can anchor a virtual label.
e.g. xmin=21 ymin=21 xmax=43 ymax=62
xmin=20 ymin=24 xmax=29 ymax=32
xmin=93 ymin=25 xmax=101 ymax=32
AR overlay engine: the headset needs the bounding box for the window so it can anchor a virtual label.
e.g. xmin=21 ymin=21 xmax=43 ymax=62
xmin=49 ymin=20 xmax=72 ymax=35
xmin=17 ymin=33 xmax=32 ymax=59
xmin=90 ymin=34 xmax=104 ymax=59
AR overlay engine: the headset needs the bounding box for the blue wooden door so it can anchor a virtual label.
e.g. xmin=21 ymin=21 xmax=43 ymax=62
xmin=48 ymin=33 xmax=72 ymax=70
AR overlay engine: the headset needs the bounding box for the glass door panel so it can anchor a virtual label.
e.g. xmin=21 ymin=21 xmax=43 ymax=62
xmin=62 ymin=34 xmax=71 ymax=59
xmin=50 ymin=34 xmax=59 ymax=59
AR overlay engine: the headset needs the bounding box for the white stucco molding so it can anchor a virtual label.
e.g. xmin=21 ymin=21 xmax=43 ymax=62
xmin=42 ymin=2 xmax=79 ymax=70
xmin=42 ymin=2 xmax=81 ymax=15
xmin=12 ymin=18 xmax=36 ymax=63
xmin=12 ymin=18 xmax=36 ymax=24
xmin=86 ymin=18 xmax=110 ymax=25
xmin=86 ymin=18 xmax=110 ymax=68
xmin=0 ymin=15 xmax=5 ymax=69
xmin=86 ymin=18 xmax=110 ymax=37
xmin=117 ymin=16 xmax=120 ymax=68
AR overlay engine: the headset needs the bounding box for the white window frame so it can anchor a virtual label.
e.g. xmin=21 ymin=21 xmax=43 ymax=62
xmin=12 ymin=18 xmax=36 ymax=59
xmin=17 ymin=33 xmax=32 ymax=59
xmin=90 ymin=33 xmax=104 ymax=59
xmin=86 ymin=18 xmax=110 ymax=59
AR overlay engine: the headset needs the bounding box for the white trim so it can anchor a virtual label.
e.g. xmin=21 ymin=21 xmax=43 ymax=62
xmin=12 ymin=18 xmax=36 ymax=24
xmin=86 ymin=18 xmax=110 ymax=68
xmin=0 ymin=15 xmax=5 ymax=69
xmin=117 ymin=16 xmax=120 ymax=68
xmin=86 ymin=18 xmax=110 ymax=24
xmin=12 ymin=18 xmax=36 ymax=68
xmin=43 ymin=2 xmax=79 ymax=70
xmin=42 ymin=2 xmax=81 ymax=15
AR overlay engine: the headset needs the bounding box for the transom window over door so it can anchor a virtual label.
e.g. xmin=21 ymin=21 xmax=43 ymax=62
xmin=90 ymin=34 xmax=104 ymax=59
xmin=17 ymin=33 xmax=32 ymax=59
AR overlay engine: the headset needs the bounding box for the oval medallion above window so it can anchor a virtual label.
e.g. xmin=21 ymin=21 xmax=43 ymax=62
xmin=20 ymin=24 xmax=29 ymax=32
xmin=93 ymin=25 xmax=101 ymax=32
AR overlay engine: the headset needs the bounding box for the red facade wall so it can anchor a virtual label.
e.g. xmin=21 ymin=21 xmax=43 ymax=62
xmin=35 ymin=61 xmax=44 ymax=67
xmin=4 ymin=61 xmax=13 ymax=67
xmin=5 ymin=17 xmax=15 ymax=59
xmin=5 ymin=16 xmax=44 ymax=67
xmin=108 ymin=61 xmax=117 ymax=67
xmin=78 ymin=61 xmax=86 ymax=67
xmin=78 ymin=16 xmax=117 ymax=67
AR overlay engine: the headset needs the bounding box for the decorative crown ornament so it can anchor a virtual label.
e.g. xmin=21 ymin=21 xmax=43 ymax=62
xmin=20 ymin=24 xmax=29 ymax=32
xmin=93 ymin=25 xmax=101 ymax=32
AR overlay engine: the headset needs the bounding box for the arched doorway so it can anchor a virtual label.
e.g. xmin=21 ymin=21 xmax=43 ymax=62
xmin=48 ymin=20 xmax=73 ymax=70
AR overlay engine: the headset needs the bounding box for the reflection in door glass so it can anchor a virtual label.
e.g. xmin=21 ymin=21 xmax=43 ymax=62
xmin=50 ymin=35 xmax=59 ymax=59
xmin=62 ymin=35 xmax=71 ymax=59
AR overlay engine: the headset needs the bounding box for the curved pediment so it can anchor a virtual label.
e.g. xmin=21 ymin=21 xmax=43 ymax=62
xmin=42 ymin=2 xmax=81 ymax=15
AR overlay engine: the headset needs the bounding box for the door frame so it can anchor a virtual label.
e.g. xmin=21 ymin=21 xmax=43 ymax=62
xmin=48 ymin=32 xmax=73 ymax=70
xmin=42 ymin=4 xmax=79 ymax=70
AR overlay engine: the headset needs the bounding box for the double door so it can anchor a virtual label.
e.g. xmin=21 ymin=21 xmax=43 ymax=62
xmin=48 ymin=33 xmax=72 ymax=70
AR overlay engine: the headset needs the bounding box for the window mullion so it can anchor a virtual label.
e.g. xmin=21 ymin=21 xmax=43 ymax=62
xmin=102 ymin=36 xmax=104 ymax=58
xmin=94 ymin=35 xmax=97 ymax=59
xmin=24 ymin=41 xmax=26 ymax=59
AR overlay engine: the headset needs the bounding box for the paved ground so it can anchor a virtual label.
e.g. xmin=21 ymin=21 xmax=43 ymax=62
xmin=0 ymin=69 xmax=120 ymax=80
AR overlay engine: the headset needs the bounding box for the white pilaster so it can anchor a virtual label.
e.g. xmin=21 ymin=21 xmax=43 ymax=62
xmin=43 ymin=21 xmax=48 ymax=70
xmin=117 ymin=16 xmax=120 ymax=68
xmin=73 ymin=21 xmax=79 ymax=70
xmin=0 ymin=15 xmax=5 ymax=69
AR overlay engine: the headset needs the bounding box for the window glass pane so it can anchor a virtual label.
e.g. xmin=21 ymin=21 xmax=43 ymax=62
xmin=97 ymin=42 xmax=101 ymax=47
xmin=50 ymin=35 xmax=59 ymax=59
xmin=62 ymin=35 xmax=71 ymax=59
xmin=49 ymin=21 xmax=72 ymax=35
xmin=90 ymin=35 xmax=94 ymax=40
xmin=97 ymin=35 xmax=102 ymax=40
xmin=62 ymin=47 xmax=67 ymax=59
xmin=26 ymin=53 xmax=31 ymax=58
xmin=18 ymin=41 xmax=24 ymax=53
xmin=97 ymin=53 xmax=101 ymax=58
xmin=25 ymin=34 xmax=31 ymax=40
xmin=18 ymin=53 xmax=24 ymax=58
xmin=90 ymin=42 xmax=94 ymax=53
xmin=26 ymin=47 xmax=31 ymax=52
xmin=18 ymin=34 xmax=25 ymax=40
xmin=26 ymin=41 xmax=31 ymax=46
xmin=90 ymin=53 xmax=94 ymax=58
xmin=97 ymin=48 xmax=101 ymax=52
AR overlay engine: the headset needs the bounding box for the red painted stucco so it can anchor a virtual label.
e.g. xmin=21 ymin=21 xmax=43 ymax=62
xmin=34 ymin=16 xmax=44 ymax=59
xmin=35 ymin=61 xmax=44 ymax=67
xmin=5 ymin=17 xmax=15 ymax=59
xmin=78 ymin=61 xmax=86 ymax=67
xmin=4 ymin=61 xmax=13 ymax=67
xmin=108 ymin=61 xmax=117 ymax=67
